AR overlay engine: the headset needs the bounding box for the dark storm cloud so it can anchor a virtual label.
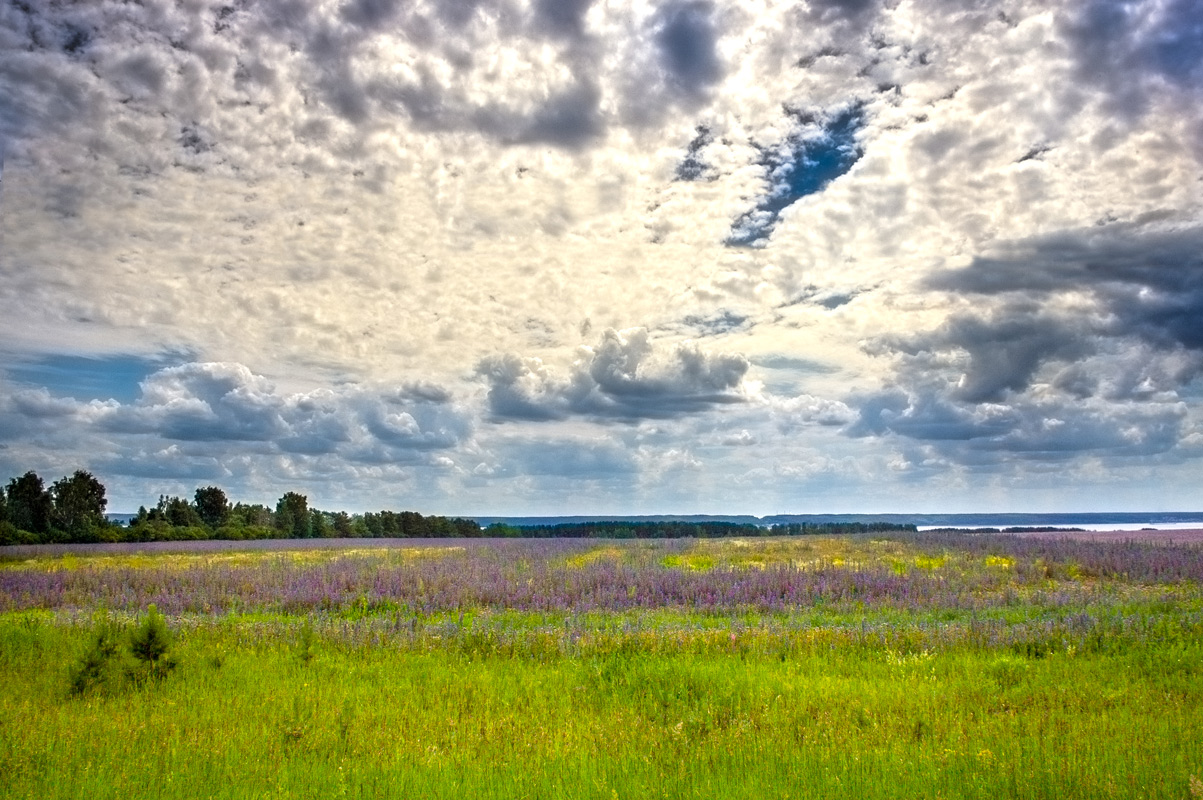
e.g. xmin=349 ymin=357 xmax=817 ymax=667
xmin=653 ymin=1 xmax=723 ymax=99
xmin=478 ymin=328 xmax=750 ymax=422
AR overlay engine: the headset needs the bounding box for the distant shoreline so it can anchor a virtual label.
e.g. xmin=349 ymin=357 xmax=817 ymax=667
xmin=982 ymin=527 xmax=1203 ymax=544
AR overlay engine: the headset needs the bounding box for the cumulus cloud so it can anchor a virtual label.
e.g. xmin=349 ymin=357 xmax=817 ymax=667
xmin=0 ymin=362 xmax=472 ymax=475
xmin=846 ymin=385 xmax=1187 ymax=462
xmin=926 ymin=225 xmax=1203 ymax=356
xmin=478 ymin=327 xmax=751 ymax=421
xmin=851 ymin=223 xmax=1203 ymax=464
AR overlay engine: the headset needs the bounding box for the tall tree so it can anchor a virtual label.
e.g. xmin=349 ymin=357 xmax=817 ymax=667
xmin=51 ymin=471 xmax=108 ymax=536
xmin=331 ymin=511 xmax=353 ymax=537
xmin=7 ymin=472 xmax=52 ymax=534
xmin=275 ymin=492 xmax=310 ymax=538
xmin=230 ymin=503 xmax=274 ymax=528
xmin=157 ymin=495 xmax=202 ymax=528
xmin=194 ymin=486 xmax=231 ymax=529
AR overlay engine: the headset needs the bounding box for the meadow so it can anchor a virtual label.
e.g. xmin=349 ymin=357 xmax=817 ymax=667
xmin=1 ymin=533 xmax=1201 ymax=799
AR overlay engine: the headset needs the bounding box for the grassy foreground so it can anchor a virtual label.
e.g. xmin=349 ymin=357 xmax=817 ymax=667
xmin=1 ymin=534 xmax=1201 ymax=798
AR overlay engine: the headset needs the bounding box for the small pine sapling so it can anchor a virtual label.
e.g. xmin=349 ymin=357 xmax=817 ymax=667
xmin=68 ymin=623 xmax=122 ymax=696
xmin=127 ymin=604 xmax=177 ymax=682
xmin=296 ymin=618 xmax=317 ymax=664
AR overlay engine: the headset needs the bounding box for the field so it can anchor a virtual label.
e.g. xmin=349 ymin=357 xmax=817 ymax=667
xmin=1 ymin=533 xmax=1201 ymax=799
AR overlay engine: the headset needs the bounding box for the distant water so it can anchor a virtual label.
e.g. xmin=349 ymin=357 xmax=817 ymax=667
xmin=917 ymin=522 xmax=1203 ymax=532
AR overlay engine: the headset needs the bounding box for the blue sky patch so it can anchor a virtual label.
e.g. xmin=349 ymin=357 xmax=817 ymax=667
xmin=680 ymin=309 xmax=749 ymax=336
xmin=4 ymin=353 xmax=171 ymax=404
xmin=676 ymin=125 xmax=718 ymax=181
xmin=727 ymin=105 xmax=864 ymax=246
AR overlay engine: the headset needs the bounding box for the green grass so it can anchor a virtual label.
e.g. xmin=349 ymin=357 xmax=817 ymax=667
xmin=2 ymin=615 xmax=1201 ymax=798
xmin=1 ymin=536 xmax=1202 ymax=798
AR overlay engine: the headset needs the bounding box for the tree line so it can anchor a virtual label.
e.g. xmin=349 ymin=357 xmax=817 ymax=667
xmin=0 ymin=469 xmax=915 ymax=547
xmin=0 ymin=470 xmax=481 ymax=546
xmin=483 ymin=520 xmax=916 ymax=539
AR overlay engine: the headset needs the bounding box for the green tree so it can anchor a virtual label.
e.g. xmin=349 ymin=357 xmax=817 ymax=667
xmin=0 ymin=484 xmax=18 ymax=545
xmin=157 ymin=495 xmax=203 ymax=528
xmin=6 ymin=472 xmax=52 ymax=535
xmin=230 ymin=502 xmax=274 ymax=529
xmin=310 ymin=508 xmax=331 ymax=538
xmin=331 ymin=511 xmax=353 ymax=537
xmin=51 ymin=470 xmax=108 ymax=538
xmin=275 ymin=492 xmax=311 ymax=538
xmin=194 ymin=486 xmax=231 ymax=529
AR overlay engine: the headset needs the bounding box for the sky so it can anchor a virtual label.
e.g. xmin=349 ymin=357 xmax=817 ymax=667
xmin=1 ymin=0 xmax=1202 ymax=516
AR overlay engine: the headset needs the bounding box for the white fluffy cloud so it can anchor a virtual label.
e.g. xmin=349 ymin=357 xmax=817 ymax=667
xmin=2 ymin=0 xmax=1202 ymax=513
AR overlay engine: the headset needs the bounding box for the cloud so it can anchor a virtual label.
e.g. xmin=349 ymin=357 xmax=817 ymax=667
xmin=875 ymin=310 xmax=1092 ymax=404
xmin=654 ymin=1 xmax=723 ymax=99
xmin=1061 ymin=0 xmax=1203 ymax=118
xmin=532 ymin=0 xmax=596 ymax=39
xmin=770 ymin=393 xmax=854 ymax=429
xmin=804 ymin=0 xmax=881 ymax=27
xmin=479 ymin=327 xmax=751 ymax=421
xmin=0 ymin=362 xmax=471 ymax=469
xmin=846 ymin=385 xmax=1187 ymax=461
xmin=851 ymin=223 xmax=1203 ymax=463
xmin=926 ymin=225 xmax=1203 ymax=355
xmin=882 ymin=225 xmax=1203 ymax=420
